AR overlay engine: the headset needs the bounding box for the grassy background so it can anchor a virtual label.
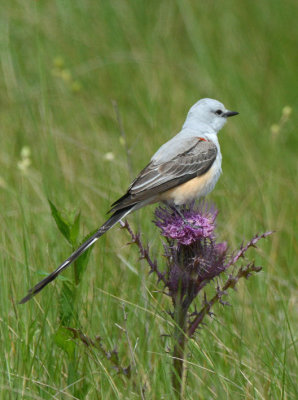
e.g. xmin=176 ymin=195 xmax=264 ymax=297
xmin=0 ymin=0 xmax=297 ymax=398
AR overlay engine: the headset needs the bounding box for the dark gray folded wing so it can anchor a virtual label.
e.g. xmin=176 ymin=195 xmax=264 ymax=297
xmin=110 ymin=139 xmax=217 ymax=212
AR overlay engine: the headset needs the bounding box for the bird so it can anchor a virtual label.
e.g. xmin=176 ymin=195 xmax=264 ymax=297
xmin=20 ymin=98 xmax=238 ymax=303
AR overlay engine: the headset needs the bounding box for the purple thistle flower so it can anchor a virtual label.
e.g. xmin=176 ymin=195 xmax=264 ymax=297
xmin=154 ymin=201 xmax=217 ymax=245
xmin=153 ymin=202 xmax=230 ymax=307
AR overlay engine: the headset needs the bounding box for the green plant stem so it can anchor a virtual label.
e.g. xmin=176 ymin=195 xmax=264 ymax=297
xmin=172 ymin=297 xmax=188 ymax=399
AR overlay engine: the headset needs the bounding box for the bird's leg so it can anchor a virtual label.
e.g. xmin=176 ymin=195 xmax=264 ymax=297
xmin=170 ymin=204 xmax=202 ymax=230
xmin=170 ymin=204 xmax=186 ymax=220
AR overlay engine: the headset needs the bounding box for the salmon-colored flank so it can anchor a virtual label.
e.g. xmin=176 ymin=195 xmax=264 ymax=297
xmin=158 ymin=166 xmax=215 ymax=205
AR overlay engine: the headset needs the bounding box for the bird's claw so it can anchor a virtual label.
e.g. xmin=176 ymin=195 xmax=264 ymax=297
xmin=182 ymin=221 xmax=202 ymax=230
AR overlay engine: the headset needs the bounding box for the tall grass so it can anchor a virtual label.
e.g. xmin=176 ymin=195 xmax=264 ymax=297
xmin=0 ymin=0 xmax=297 ymax=398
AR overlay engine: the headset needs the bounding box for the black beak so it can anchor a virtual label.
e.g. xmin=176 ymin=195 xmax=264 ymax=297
xmin=224 ymin=111 xmax=239 ymax=118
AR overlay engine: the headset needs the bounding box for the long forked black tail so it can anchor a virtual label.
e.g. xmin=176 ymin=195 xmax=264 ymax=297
xmin=19 ymin=206 xmax=134 ymax=304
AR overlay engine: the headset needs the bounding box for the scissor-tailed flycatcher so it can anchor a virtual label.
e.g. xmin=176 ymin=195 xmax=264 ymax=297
xmin=20 ymin=98 xmax=238 ymax=303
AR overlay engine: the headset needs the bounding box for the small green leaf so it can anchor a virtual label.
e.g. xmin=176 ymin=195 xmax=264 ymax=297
xmin=69 ymin=211 xmax=81 ymax=247
xmin=53 ymin=327 xmax=75 ymax=358
xmin=48 ymin=199 xmax=72 ymax=245
xmin=74 ymin=248 xmax=91 ymax=285
xmin=73 ymin=229 xmax=97 ymax=284
xmin=59 ymin=281 xmax=76 ymax=325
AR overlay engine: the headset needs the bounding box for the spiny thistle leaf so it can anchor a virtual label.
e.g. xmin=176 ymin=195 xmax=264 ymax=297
xmin=226 ymin=231 xmax=274 ymax=269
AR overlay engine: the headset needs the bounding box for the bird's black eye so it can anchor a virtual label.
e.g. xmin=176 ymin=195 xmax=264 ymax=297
xmin=215 ymin=109 xmax=223 ymax=115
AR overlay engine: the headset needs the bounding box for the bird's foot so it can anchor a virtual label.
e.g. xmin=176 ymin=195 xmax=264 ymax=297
xmin=183 ymin=221 xmax=202 ymax=230
xmin=170 ymin=205 xmax=202 ymax=230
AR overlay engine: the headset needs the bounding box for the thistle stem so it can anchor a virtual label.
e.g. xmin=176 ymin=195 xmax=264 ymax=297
xmin=172 ymin=296 xmax=188 ymax=399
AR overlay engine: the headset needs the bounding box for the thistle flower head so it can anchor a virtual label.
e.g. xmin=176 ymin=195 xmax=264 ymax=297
xmin=153 ymin=202 xmax=230 ymax=303
xmin=154 ymin=201 xmax=217 ymax=245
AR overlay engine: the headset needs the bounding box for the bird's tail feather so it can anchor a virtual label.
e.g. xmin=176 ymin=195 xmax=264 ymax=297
xmin=19 ymin=206 xmax=134 ymax=304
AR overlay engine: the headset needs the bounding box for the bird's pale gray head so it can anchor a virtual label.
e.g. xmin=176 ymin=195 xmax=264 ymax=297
xmin=183 ymin=98 xmax=239 ymax=133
